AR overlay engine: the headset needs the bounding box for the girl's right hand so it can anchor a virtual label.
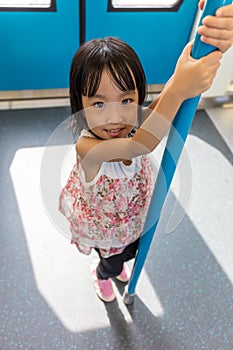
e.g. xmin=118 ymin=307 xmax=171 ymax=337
xmin=171 ymin=41 xmax=222 ymax=100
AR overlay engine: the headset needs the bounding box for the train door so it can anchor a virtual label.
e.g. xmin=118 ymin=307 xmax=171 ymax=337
xmin=0 ymin=0 xmax=79 ymax=91
xmin=85 ymin=0 xmax=199 ymax=85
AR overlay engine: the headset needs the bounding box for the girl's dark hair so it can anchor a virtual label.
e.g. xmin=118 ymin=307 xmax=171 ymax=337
xmin=70 ymin=36 xmax=146 ymax=114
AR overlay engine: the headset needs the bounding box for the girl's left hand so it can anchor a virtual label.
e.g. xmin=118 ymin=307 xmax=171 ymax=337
xmin=171 ymin=41 xmax=222 ymax=100
xmin=198 ymin=0 xmax=233 ymax=53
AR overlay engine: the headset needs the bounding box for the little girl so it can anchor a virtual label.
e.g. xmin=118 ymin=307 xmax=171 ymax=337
xmin=58 ymin=34 xmax=223 ymax=302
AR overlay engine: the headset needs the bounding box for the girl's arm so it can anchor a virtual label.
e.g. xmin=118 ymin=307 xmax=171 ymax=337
xmin=77 ymin=41 xmax=222 ymax=181
xmin=144 ymin=1 xmax=233 ymax=119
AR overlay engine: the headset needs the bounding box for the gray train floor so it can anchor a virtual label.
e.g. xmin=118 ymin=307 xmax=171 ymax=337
xmin=0 ymin=107 xmax=232 ymax=350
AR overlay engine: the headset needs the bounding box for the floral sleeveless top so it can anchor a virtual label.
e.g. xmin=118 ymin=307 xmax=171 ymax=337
xmin=59 ymin=130 xmax=156 ymax=258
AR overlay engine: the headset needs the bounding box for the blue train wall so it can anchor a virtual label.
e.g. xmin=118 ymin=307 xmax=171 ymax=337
xmin=85 ymin=0 xmax=199 ymax=84
xmin=0 ymin=1 xmax=79 ymax=91
xmin=0 ymin=0 xmax=199 ymax=91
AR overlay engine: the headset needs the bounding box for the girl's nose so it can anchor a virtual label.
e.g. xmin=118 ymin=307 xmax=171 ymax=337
xmin=106 ymin=103 xmax=123 ymax=124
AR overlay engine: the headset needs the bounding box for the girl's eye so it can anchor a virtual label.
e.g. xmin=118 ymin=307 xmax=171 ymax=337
xmin=94 ymin=101 xmax=105 ymax=109
xmin=122 ymin=98 xmax=132 ymax=105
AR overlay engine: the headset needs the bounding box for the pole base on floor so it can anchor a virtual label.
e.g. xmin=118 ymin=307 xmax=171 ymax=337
xmin=123 ymin=289 xmax=135 ymax=305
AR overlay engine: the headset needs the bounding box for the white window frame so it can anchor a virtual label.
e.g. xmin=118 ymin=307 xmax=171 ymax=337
xmin=0 ymin=0 xmax=56 ymax=11
xmin=108 ymin=0 xmax=183 ymax=12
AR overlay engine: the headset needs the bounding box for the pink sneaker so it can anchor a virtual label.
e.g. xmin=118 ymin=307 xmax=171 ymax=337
xmin=116 ymin=263 xmax=131 ymax=282
xmin=90 ymin=262 xmax=115 ymax=302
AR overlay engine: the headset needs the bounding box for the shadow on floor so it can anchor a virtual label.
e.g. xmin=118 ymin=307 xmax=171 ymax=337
xmin=190 ymin=109 xmax=232 ymax=165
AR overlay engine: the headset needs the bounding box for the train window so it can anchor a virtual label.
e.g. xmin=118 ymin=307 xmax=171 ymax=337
xmin=108 ymin=0 xmax=183 ymax=11
xmin=0 ymin=0 xmax=56 ymax=11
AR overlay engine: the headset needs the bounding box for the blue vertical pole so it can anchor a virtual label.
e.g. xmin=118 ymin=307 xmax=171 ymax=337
xmin=124 ymin=0 xmax=232 ymax=304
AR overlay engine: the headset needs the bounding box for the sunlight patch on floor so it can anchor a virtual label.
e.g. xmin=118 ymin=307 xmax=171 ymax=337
xmin=9 ymin=146 xmax=165 ymax=331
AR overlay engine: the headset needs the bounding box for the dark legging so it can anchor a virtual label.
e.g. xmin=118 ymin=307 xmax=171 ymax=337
xmin=94 ymin=238 xmax=140 ymax=280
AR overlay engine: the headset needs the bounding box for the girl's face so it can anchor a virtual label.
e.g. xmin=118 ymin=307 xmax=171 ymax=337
xmin=82 ymin=70 xmax=139 ymax=140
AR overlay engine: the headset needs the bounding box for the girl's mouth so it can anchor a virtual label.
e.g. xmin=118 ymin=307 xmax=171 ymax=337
xmin=104 ymin=128 xmax=124 ymax=137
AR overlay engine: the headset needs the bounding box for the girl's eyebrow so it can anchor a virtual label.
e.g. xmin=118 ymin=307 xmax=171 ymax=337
xmin=90 ymin=94 xmax=105 ymax=99
xmin=89 ymin=91 xmax=136 ymax=100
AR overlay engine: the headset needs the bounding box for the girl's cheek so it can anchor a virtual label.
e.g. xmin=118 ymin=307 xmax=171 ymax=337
xmin=84 ymin=107 xmax=106 ymax=129
xmin=123 ymin=104 xmax=138 ymax=125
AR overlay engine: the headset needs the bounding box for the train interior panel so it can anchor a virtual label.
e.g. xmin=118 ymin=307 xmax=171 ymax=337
xmin=0 ymin=1 xmax=232 ymax=349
